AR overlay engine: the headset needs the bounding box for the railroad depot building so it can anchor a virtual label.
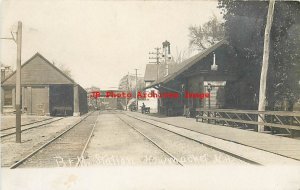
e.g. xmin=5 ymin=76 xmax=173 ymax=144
xmin=146 ymin=40 xmax=250 ymax=116
xmin=1 ymin=53 xmax=88 ymax=116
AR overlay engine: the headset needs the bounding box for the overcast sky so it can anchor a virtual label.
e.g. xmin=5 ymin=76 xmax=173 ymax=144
xmin=0 ymin=0 xmax=221 ymax=89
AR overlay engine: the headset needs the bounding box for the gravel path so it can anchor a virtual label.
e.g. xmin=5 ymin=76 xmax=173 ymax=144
xmin=84 ymin=112 xmax=176 ymax=166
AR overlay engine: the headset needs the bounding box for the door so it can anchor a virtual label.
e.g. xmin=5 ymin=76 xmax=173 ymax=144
xmin=31 ymin=87 xmax=49 ymax=115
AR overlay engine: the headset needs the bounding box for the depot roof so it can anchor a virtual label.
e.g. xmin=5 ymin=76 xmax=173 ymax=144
xmin=146 ymin=40 xmax=228 ymax=89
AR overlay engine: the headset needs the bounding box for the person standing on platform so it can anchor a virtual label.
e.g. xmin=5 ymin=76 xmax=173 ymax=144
xmin=141 ymin=103 xmax=146 ymax=114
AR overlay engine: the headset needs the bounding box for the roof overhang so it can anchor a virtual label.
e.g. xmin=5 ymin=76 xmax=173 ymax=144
xmin=144 ymin=40 xmax=229 ymax=90
xmin=161 ymin=40 xmax=228 ymax=85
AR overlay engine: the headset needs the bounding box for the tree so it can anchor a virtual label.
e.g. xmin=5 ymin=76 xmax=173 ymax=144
xmin=188 ymin=14 xmax=225 ymax=52
xmin=118 ymin=74 xmax=145 ymax=97
xmin=218 ymin=0 xmax=300 ymax=112
xmin=267 ymin=2 xmax=300 ymax=110
xmin=172 ymin=47 xmax=188 ymax=64
xmin=52 ymin=61 xmax=72 ymax=78
xmin=58 ymin=64 xmax=72 ymax=78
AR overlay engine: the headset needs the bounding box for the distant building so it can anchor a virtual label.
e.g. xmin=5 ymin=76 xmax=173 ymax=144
xmin=1 ymin=53 xmax=88 ymax=116
xmin=143 ymin=63 xmax=179 ymax=113
xmin=118 ymin=74 xmax=145 ymax=110
xmin=86 ymin=86 xmax=101 ymax=110
xmin=1 ymin=64 xmax=13 ymax=81
xmin=118 ymin=74 xmax=144 ymax=94
xmin=144 ymin=63 xmax=179 ymax=87
xmin=98 ymin=89 xmax=127 ymax=110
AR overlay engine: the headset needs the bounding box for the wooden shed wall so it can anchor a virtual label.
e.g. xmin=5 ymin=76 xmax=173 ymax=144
xmin=78 ymin=86 xmax=88 ymax=115
xmin=2 ymin=54 xmax=74 ymax=86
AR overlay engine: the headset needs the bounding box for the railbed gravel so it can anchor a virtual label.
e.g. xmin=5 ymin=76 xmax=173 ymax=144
xmin=1 ymin=116 xmax=84 ymax=167
xmin=118 ymin=114 xmax=247 ymax=165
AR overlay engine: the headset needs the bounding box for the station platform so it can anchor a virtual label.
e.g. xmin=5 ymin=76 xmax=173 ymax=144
xmin=126 ymin=111 xmax=300 ymax=161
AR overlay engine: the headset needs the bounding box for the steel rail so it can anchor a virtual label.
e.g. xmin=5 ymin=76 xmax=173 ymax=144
xmin=0 ymin=117 xmax=54 ymax=132
xmin=10 ymin=111 xmax=94 ymax=169
xmin=76 ymin=117 xmax=98 ymax=167
xmin=128 ymin=112 xmax=300 ymax=162
xmin=123 ymin=113 xmax=262 ymax=165
xmin=116 ymin=114 xmax=184 ymax=166
xmin=138 ymin=113 xmax=300 ymax=161
xmin=1 ymin=118 xmax=64 ymax=138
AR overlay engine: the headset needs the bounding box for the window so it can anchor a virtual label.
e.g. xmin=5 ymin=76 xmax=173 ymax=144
xmin=4 ymin=89 xmax=12 ymax=106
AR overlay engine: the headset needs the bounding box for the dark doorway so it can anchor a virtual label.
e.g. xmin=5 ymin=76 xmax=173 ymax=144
xmin=49 ymin=84 xmax=73 ymax=116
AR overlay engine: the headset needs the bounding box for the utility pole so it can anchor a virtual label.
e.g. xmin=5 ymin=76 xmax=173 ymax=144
xmin=135 ymin=69 xmax=138 ymax=111
xmin=149 ymin=48 xmax=161 ymax=81
xmin=16 ymin=21 xmax=22 ymax=143
xmin=126 ymin=72 xmax=129 ymax=111
xmin=1 ymin=22 xmax=22 ymax=143
xmin=257 ymin=0 xmax=275 ymax=132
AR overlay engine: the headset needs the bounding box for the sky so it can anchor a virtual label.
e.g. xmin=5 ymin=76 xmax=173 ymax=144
xmin=0 ymin=0 xmax=222 ymax=89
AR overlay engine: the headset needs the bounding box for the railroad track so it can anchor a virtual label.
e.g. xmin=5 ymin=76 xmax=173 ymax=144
xmin=116 ymin=114 xmax=184 ymax=166
xmin=76 ymin=113 xmax=98 ymax=167
xmin=122 ymin=112 xmax=300 ymax=165
xmin=1 ymin=117 xmax=64 ymax=138
xmin=10 ymin=111 xmax=97 ymax=169
xmin=120 ymin=113 xmax=263 ymax=165
xmin=0 ymin=117 xmax=54 ymax=132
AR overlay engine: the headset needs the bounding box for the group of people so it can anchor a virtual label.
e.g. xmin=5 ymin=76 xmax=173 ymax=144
xmin=129 ymin=102 xmax=149 ymax=114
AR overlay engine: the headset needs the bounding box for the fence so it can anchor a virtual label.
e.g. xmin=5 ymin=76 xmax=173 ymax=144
xmin=195 ymin=108 xmax=300 ymax=137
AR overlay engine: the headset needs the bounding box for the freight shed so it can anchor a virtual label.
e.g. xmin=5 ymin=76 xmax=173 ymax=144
xmin=1 ymin=53 xmax=88 ymax=116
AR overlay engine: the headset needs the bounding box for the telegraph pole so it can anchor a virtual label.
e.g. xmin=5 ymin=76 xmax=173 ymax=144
xmin=0 ymin=21 xmax=22 ymax=142
xmin=149 ymin=48 xmax=161 ymax=81
xmin=135 ymin=69 xmax=138 ymax=111
xmin=126 ymin=72 xmax=129 ymax=111
xmin=257 ymin=0 xmax=275 ymax=132
xmin=16 ymin=21 xmax=22 ymax=143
